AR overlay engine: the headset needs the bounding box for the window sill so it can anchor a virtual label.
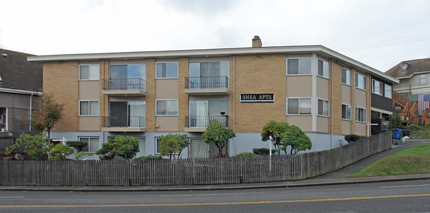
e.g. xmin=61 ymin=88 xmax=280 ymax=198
xmin=317 ymin=114 xmax=330 ymax=118
xmin=356 ymin=88 xmax=367 ymax=92
xmin=342 ymin=83 xmax=351 ymax=87
xmin=317 ymin=75 xmax=329 ymax=80
xmin=286 ymin=114 xmax=312 ymax=116
xmin=342 ymin=118 xmax=351 ymax=121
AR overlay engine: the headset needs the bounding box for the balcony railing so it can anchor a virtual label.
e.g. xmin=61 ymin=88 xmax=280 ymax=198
xmin=185 ymin=76 xmax=228 ymax=89
xmin=103 ymin=78 xmax=146 ymax=91
xmin=103 ymin=116 xmax=145 ymax=128
xmin=185 ymin=116 xmax=229 ymax=128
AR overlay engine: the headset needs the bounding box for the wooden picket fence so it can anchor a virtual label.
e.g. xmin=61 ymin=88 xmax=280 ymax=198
xmin=0 ymin=131 xmax=391 ymax=186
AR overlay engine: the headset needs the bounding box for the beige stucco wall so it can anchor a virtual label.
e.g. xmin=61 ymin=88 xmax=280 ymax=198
xmin=156 ymin=79 xmax=178 ymax=99
xmin=286 ymin=116 xmax=312 ymax=132
xmin=342 ymin=84 xmax=351 ymax=104
xmin=355 ymin=123 xmax=366 ymax=136
xmin=341 ymin=120 xmax=351 ymax=135
xmin=317 ymin=77 xmax=329 ymax=100
xmin=355 ymin=89 xmax=367 ymax=108
xmin=317 ymin=116 xmax=329 ymax=133
xmin=79 ymin=117 xmax=100 ymax=131
xmin=156 ymin=117 xmax=179 ymax=132
xmin=79 ymin=81 xmax=99 ymax=100
xmin=286 ymin=76 xmax=312 ymax=97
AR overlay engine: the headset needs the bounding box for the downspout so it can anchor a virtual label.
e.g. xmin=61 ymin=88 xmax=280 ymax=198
xmin=29 ymin=93 xmax=33 ymax=131
xmin=233 ymin=55 xmax=236 ymax=155
xmin=330 ymin=59 xmax=333 ymax=149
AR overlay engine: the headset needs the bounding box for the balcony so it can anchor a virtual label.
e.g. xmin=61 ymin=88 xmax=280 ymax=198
xmin=185 ymin=76 xmax=229 ymax=95
xmin=102 ymin=116 xmax=146 ymax=132
xmin=102 ymin=78 xmax=146 ymax=96
xmin=184 ymin=115 xmax=229 ymax=132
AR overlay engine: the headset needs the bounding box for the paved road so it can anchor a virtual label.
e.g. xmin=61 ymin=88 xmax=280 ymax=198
xmin=1 ymin=179 xmax=429 ymax=213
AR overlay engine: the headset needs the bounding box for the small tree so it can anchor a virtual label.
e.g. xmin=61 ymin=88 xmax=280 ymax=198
xmin=159 ymin=134 xmax=190 ymax=159
xmin=281 ymin=125 xmax=312 ymax=155
xmin=261 ymin=120 xmax=289 ymax=155
xmin=202 ymin=123 xmax=235 ymax=157
xmin=31 ymin=94 xmax=64 ymax=139
xmin=48 ymin=144 xmax=74 ymax=161
xmin=96 ymin=136 xmax=139 ymax=160
xmin=159 ymin=135 xmax=181 ymax=159
xmin=5 ymin=132 xmax=52 ymax=160
xmin=389 ymin=113 xmax=403 ymax=129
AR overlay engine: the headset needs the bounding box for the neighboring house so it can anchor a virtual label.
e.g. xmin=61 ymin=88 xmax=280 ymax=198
xmin=0 ymin=49 xmax=43 ymax=135
xmin=28 ymin=36 xmax=397 ymax=158
xmin=385 ymin=58 xmax=430 ymax=124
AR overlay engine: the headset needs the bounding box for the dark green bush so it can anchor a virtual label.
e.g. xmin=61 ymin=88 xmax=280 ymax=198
xmin=344 ymin=134 xmax=364 ymax=143
xmin=134 ymin=155 xmax=162 ymax=161
xmin=232 ymin=152 xmax=257 ymax=158
xmin=66 ymin=141 xmax=87 ymax=151
xmin=253 ymin=148 xmax=276 ymax=155
xmin=405 ymin=124 xmax=423 ymax=131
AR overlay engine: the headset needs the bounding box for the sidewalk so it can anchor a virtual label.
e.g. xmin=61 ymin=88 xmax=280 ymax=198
xmin=1 ymin=139 xmax=430 ymax=192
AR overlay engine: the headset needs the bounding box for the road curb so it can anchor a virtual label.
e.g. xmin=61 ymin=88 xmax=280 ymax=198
xmin=1 ymin=175 xmax=429 ymax=192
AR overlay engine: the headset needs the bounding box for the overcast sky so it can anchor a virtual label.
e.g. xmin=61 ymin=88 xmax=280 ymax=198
xmin=1 ymin=0 xmax=429 ymax=71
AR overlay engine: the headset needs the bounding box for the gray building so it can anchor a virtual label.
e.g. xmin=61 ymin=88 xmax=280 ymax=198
xmin=0 ymin=49 xmax=42 ymax=134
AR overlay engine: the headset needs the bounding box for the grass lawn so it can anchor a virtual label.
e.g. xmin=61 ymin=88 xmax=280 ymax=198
xmin=349 ymin=143 xmax=430 ymax=177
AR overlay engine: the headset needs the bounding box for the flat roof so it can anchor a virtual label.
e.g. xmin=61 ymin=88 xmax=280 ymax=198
xmin=27 ymin=45 xmax=398 ymax=84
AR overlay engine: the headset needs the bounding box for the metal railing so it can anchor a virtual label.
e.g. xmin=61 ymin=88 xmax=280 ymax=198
xmin=185 ymin=76 xmax=228 ymax=89
xmin=103 ymin=78 xmax=146 ymax=91
xmin=103 ymin=116 xmax=145 ymax=128
xmin=185 ymin=116 xmax=229 ymax=128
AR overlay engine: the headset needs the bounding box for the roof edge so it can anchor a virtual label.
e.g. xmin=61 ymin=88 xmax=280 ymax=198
xmin=0 ymin=88 xmax=43 ymax=96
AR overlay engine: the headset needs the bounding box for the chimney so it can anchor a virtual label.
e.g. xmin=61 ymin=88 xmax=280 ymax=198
xmin=252 ymin=35 xmax=262 ymax=48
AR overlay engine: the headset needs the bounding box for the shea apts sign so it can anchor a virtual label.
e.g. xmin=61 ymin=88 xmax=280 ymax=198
xmin=240 ymin=94 xmax=274 ymax=103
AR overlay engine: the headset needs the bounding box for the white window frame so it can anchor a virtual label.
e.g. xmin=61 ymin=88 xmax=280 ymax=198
xmin=356 ymin=107 xmax=367 ymax=123
xmin=317 ymin=59 xmax=329 ymax=79
xmin=155 ymin=99 xmax=178 ymax=116
xmin=155 ymin=137 xmax=161 ymax=154
xmin=342 ymin=104 xmax=351 ymax=120
xmin=384 ymin=84 xmax=392 ymax=99
xmin=286 ymin=98 xmax=312 ymax=115
xmin=420 ymin=74 xmax=427 ymax=85
xmin=317 ymin=99 xmax=329 ymax=117
xmin=355 ymin=73 xmax=367 ymax=90
xmin=79 ymin=64 xmax=99 ymax=81
xmin=155 ymin=62 xmax=178 ymax=79
xmin=286 ymin=58 xmax=312 ymax=76
xmin=342 ymin=68 xmax=351 ymax=86
xmin=79 ymin=100 xmax=99 ymax=116
xmin=78 ymin=136 xmax=100 ymax=153
xmin=372 ymin=79 xmax=383 ymax=96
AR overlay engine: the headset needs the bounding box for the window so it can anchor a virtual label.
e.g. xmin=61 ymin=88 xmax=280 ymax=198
xmin=156 ymin=100 xmax=178 ymax=116
xmin=189 ymin=100 xmax=229 ymax=127
xmin=156 ymin=62 xmax=178 ymax=79
xmin=420 ymin=74 xmax=427 ymax=85
xmin=342 ymin=104 xmax=351 ymax=120
xmin=188 ymin=61 xmax=229 ymax=89
xmin=287 ymin=98 xmax=311 ymax=115
xmin=79 ymin=64 xmax=99 ymax=80
xmin=317 ymin=59 xmax=329 ymax=78
xmin=372 ymin=79 xmax=383 ymax=95
xmin=287 ymin=58 xmax=312 ymax=75
xmin=356 ymin=107 xmax=367 ymax=123
xmin=384 ymin=84 xmax=392 ymax=99
xmin=356 ymin=73 xmax=367 ymax=90
xmin=0 ymin=74 xmax=2 ymax=83
xmin=79 ymin=101 xmax=99 ymax=116
xmin=342 ymin=68 xmax=351 ymax=85
xmin=79 ymin=137 xmax=99 ymax=152
xmin=318 ymin=99 xmax=329 ymax=116
xmin=155 ymin=137 xmax=161 ymax=154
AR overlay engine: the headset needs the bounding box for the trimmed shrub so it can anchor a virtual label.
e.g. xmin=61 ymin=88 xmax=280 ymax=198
xmin=232 ymin=152 xmax=257 ymax=158
xmin=66 ymin=141 xmax=87 ymax=151
xmin=344 ymin=134 xmax=365 ymax=143
xmin=253 ymin=148 xmax=276 ymax=155
xmin=134 ymin=155 xmax=162 ymax=161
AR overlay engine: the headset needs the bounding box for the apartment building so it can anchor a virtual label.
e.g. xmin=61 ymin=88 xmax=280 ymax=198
xmin=28 ymin=37 xmax=397 ymax=158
